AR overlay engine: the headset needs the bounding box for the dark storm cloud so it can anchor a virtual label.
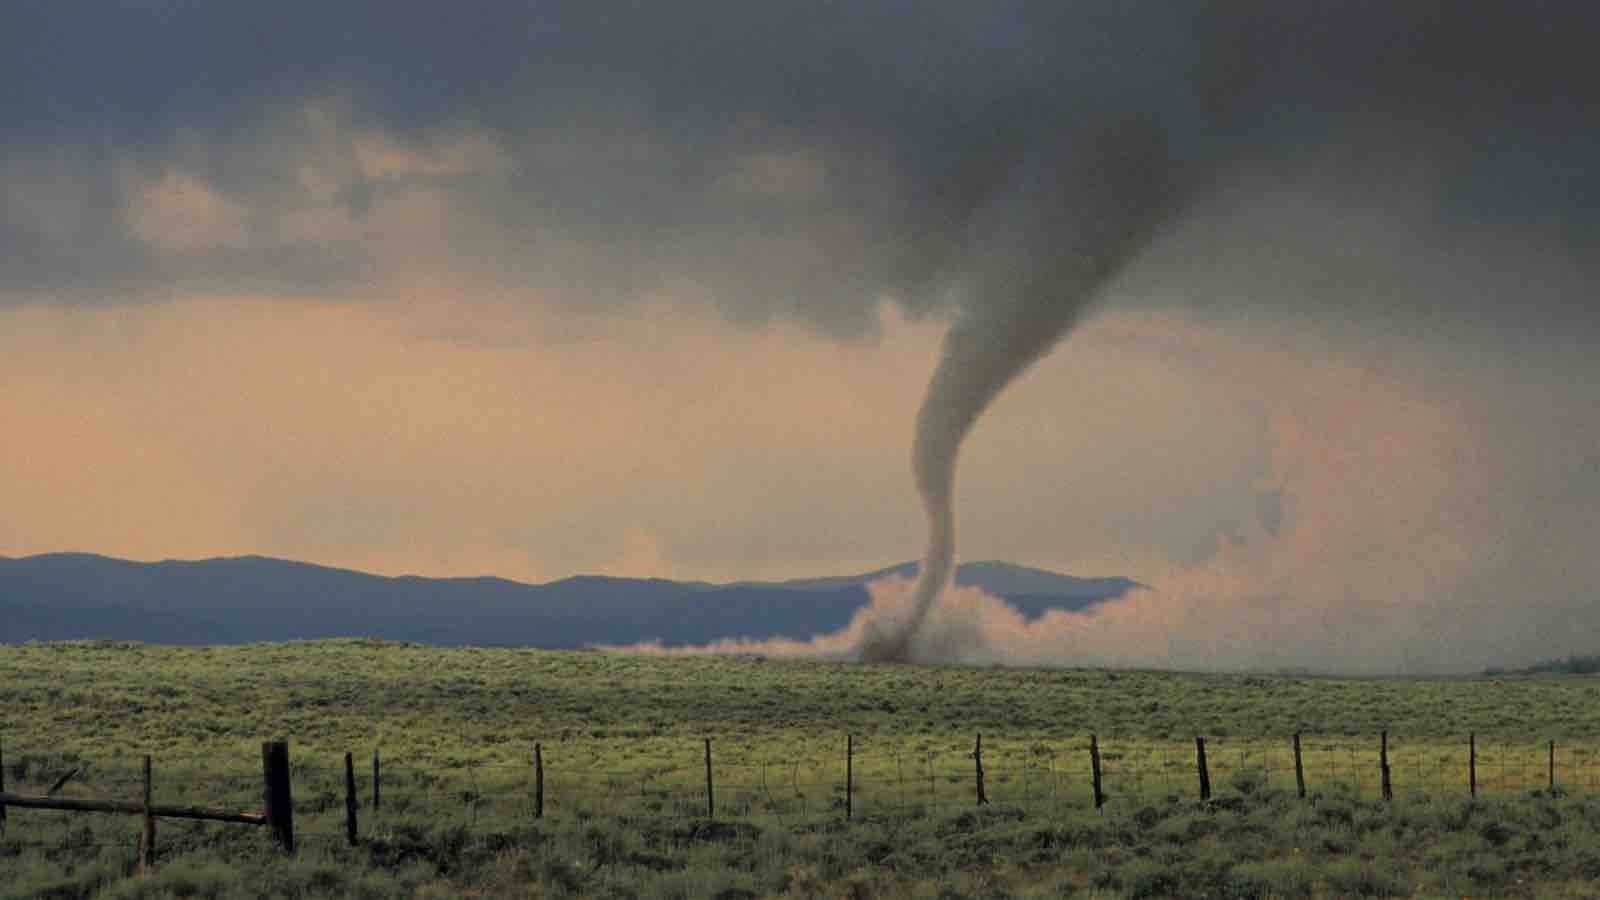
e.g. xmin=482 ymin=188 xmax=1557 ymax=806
xmin=5 ymin=1 xmax=1596 ymax=331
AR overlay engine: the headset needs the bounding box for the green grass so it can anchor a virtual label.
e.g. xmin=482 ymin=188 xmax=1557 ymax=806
xmin=3 ymin=639 xmax=1599 ymax=897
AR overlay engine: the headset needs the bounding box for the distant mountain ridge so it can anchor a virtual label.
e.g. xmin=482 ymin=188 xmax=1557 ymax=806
xmin=0 ymin=553 xmax=1140 ymax=647
xmin=760 ymin=559 xmax=1140 ymax=600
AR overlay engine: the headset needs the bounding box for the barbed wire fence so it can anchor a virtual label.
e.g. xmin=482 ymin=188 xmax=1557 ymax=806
xmin=2 ymin=732 xmax=1594 ymax=862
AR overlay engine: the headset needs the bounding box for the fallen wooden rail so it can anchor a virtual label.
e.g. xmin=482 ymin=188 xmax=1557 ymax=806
xmin=0 ymin=792 xmax=266 ymax=825
xmin=0 ymin=738 xmax=295 ymax=870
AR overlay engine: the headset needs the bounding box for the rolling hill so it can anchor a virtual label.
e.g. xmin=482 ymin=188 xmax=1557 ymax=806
xmin=0 ymin=553 xmax=1139 ymax=647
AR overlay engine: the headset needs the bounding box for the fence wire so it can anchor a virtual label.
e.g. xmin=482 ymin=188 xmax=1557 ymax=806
xmin=2 ymin=733 xmax=1594 ymax=853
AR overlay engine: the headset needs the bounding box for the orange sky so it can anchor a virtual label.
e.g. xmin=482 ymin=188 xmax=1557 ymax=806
xmin=7 ymin=286 xmax=1597 ymax=672
xmin=1 ymin=298 xmax=1267 ymax=585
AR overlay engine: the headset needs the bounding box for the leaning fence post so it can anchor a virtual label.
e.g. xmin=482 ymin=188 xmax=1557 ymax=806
xmin=974 ymin=734 xmax=988 ymax=806
xmin=704 ymin=738 xmax=715 ymax=819
xmin=845 ymin=734 xmax=853 ymax=821
xmin=1196 ymin=737 xmax=1211 ymax=801
xmin=372 ymin=750 xmax=381 ymax=812
xmin=1469 ymin=733 xmax=1477 ymax=798
xmin=1293 ymin=733 xmax=1306 ymax=799
xmin=1089 ymin=735 xmax=1104 ymax=811
xmin=138 ymin=755 xmax=156 ymax=876
xmin=1380 ymin=731 xmax=1392 ymax=802
xmin=344 ymin=752 xmax=359 ymax=846
xmin=262 ymin=740 xmax=294 ymax=854
xmin=534 ymin=743 xmax=544 ymax=819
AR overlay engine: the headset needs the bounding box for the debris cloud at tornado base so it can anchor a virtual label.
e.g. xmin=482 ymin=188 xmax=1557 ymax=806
xmin=600 ymin=575 xmax=1075 ymax=666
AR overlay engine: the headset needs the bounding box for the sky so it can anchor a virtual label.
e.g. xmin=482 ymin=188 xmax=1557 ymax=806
xmin=3 ymin=1 xmax=1598 ymax=672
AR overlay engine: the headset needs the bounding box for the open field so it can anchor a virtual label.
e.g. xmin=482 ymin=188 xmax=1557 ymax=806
xmin=4 ymin=640 xmax=1600 ymax=898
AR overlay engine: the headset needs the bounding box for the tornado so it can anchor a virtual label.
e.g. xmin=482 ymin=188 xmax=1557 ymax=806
xmin=859 ymin=116 xmax=1187 ymax=663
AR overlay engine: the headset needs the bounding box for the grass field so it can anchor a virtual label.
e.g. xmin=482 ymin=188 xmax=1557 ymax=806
xmin=4 ymin=640 xmax=1600 ymax=898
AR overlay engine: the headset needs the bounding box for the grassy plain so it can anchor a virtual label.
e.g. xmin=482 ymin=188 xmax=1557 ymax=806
xmin=3 ymin=640 xmax=1600 ymax=898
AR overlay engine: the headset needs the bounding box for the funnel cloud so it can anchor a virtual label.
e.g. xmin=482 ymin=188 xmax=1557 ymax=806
xmin=861 ymin=121 xmax=1184 ymax=660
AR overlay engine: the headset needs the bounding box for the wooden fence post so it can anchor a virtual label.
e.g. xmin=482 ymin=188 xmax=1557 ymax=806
xmin=1196 ymin=737 xmax=1211 ymax=801
xmin=1089 ymin=735 xmax=1104 ymax=810
xmin=372 ymin=750 xmax=380 ymax=812
xmin=1293 ymin=733 xmax=1306 ymax=799
xmin=534 ymin=743 xmax=544 ymax=819
xmin=1 ymin=737 xmax=7 ymax=832
xmin=704 ymin=738 xmax=714 ymax=819
xmin=1380 ymin=731 xmax=1392 ymax=802
xmin=138 ymin=755 xmax=155 ymax=876
xmin=262 ymin=741 xmax=294 ymax=854
xmin=1469 ymin=733 xmax=1477 ymax=798
xmin=974 ymin=734 xmax=988 ymax=806
xmin=845 ymin=734 xmax=853 ymax=821
xmin=344 ymin=752 xmax=358 ymax=846
xmin=1550 ymin=740 xmax=1557 ymax=793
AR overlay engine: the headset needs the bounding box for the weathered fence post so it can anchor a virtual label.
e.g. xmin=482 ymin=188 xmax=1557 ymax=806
xmin=344 ymin=752 xmax=359 ymax=846
xmin=1196 ymin=737 xmax=1211 ymax=801
xmin=1 ymin=737 xmax=7 ymax=832
xmin=845 ymin=734 xmax=853 ymax=821
xmin=1293 ymin=733 xmax=1306 ymax=799
xmin=534 ymin=743 xmax=544 ymax=819
xmin=1550 ymin=740 xmax=1557 ymax=793
xmin=1089 ymin=735 xmax=1104 ymax=810
xmin=1380 ymin=731 xmax=1392 ymax=802
xmin=372 ymin=750 xmax=380 ymax=812
xmin=974 ymin=734 xmax=988 ymax=806
xmin=262 ymin=741 xmax=294 ymax=853
xmin=138 ymin=755 xmax=155 ymax=876
xmin=1469 ymin=733 xmax=1477 ymax=798
xmin=704 ymin=738 xmax=714 ymax=819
